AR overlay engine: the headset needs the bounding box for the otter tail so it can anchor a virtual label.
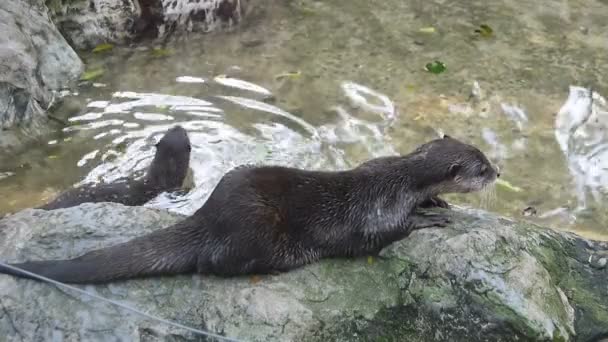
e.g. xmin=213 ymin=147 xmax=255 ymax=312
xmin=0 ymin=220 xmax=203 ymax=284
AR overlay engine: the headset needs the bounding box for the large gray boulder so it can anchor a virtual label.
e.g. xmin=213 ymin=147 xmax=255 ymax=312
xmin=0 ymin=203 xmax=606 ymax=341
xmin=0 ymin=0 xmax=83 ymax=148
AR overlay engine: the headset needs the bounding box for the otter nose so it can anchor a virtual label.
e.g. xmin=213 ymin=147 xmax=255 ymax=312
xmin=494 ymin=164 xmax=501 ymax=178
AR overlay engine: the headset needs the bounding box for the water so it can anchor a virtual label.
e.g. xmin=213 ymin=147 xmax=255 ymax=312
xmin=1 ymin=0 xmax=608 ymax=239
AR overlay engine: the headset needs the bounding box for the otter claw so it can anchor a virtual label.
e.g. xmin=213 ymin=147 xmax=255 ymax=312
xmin=418 ymin=196 xmax=450 ymax=209
xmin=410 ymin=213 xmax=451 ymax=230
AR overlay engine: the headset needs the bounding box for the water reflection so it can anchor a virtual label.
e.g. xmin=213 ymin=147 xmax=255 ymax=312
xmin=60 ymin=78 xmax=395 ymax=216
xmin=555 ymin=86 xmax=608 ymax=210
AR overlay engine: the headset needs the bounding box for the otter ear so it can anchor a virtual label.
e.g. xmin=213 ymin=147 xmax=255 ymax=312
xmin=448 ymin=163 xmax=461 ymax=177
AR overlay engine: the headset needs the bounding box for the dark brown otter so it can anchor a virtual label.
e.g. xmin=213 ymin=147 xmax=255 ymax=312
xmin=38 ymin=125 xmax=191 ymax=210
xmin=0 ymin=135 xmax=498 ymax=284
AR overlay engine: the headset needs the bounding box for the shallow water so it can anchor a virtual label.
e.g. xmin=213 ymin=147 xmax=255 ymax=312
xmin=1 ymin=0 xmax=608 ymax=239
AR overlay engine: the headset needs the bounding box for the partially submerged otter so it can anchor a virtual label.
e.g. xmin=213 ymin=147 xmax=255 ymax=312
xmin=1 ymin=135 xmax=498 ymax=284
xmin=38 ymin=125 xmax=192 ymax=210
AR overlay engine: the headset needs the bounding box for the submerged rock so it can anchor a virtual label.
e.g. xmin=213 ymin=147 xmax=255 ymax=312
xmin=0 ymin=203 xmax=606 ymax=341
xmin=0 ymin=0 xmax=83 ymax=147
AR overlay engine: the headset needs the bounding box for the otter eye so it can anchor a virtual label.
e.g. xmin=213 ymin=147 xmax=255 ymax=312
xmin=187 ymin=145 xmax=192 ymax=152
xmin=480 ymin=164 xmax=488 ymax=175
xmin=448 ymin=163 xmax=461 ymax=177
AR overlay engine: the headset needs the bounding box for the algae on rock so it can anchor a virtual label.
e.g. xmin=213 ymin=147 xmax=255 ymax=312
xmin=0 ymin=203 xmax=606 ymax=341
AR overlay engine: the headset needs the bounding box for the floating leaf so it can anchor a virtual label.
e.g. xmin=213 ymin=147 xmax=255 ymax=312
xmin=80 ymin=68 xmax=104 ymax=81
xmin=275 ymin=71 xmax=302 ymax=80
xmin=424 ymin=60 xmax=447 ymax=74
xmin=496 ymin=178 xmax=523 ymax=192
xmin=48 ymin=155 xmax=58 ymax=159
xmin=92 ymin=43 xmax=114 ymax=53
xmin=151 ymin=48 xmax=172 ymax=58
xmin=474 ymin=24 xmax=493 ymax=38
xmin=419 ymin=27 xmax=436 ymax=33
xmin=367 ymin=256 xmax=374 ymax=265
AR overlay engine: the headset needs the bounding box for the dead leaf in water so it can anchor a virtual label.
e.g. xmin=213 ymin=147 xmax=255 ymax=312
xmin=413 ymin=113 xmax=425 ymax=121
xmin=92 ymin=43 xmax=114 ymax=53
xmin=151 ymin=48 xmax=172 ymax=58
xmin=80 ymin=68 xmax=105 ymax=81
xmin=474 ymin=24 xmax=494 ymax=38
xmin=250 ymin=275 xmax=262 ymax=284
xmin=275 ymin=71 xmax=302 ymax=80
xmin=419 ymin=27 xmax=436 ymax=33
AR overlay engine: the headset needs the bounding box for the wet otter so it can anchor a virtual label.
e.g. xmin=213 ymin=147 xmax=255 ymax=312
xmin=38 ymin=125 xmax=191 ymax=210
xmin=0 ymin=135 xmax=498 ymax=284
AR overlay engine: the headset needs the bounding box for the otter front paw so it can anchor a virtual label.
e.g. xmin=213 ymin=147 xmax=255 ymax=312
xmin=418 ymin=196 xmax=450 ymax=209
xmin=410 ymin=212 xmax=451 ymax=230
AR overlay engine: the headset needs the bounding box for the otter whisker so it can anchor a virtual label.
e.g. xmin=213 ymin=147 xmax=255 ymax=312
xmin=479 ymin=183 xmax=497 ymax=209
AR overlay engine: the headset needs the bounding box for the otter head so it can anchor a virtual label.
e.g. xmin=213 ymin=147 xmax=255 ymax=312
xmin=145 ymin=125 xmax=191 ymax=190
xmin=411 ymin=135 xmax=499 ymax=195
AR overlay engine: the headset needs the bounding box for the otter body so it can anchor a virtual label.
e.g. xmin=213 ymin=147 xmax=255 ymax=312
xmin=1 ymin=136 xmax=498 ymax=284
xmin=39 ymin=125 xmax=192 ymax=210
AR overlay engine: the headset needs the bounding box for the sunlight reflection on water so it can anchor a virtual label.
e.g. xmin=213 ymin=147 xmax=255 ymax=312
xmin=555 ymin=86 xmax=608 ymax=211
xmin=60 ymin=78 xmax=396 ymax=216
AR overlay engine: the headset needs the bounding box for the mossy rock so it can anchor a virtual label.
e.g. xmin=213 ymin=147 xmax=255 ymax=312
xmin=0 ymin=204 xmax=606 ymax=341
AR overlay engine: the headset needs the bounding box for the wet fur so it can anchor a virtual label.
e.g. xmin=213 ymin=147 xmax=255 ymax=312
xmin=38 ymin=126 xmax=192 ymax=210
xmin=1 ymin=136 xmax=498 ymax=284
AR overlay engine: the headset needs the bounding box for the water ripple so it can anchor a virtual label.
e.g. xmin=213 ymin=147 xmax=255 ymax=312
xmin=555 ymin=85 xmax=608 ymax=209
xmin=58 ymin=79 xmax=395 ymax=216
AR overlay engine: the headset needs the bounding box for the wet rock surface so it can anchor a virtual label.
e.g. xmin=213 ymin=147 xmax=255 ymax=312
xmin=0 ymin=0 xmax=83 ymax=148
xmin=48 ymin=0 xmax=254 ymax=49
xmin=0 ymin=203 xmax=606 ymax=341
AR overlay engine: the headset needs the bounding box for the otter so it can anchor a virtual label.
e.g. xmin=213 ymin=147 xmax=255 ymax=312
xmin=0 ymin=135 xmax=498 ymax=284
xmin=38 ymin=125 xmax=192 ymax=210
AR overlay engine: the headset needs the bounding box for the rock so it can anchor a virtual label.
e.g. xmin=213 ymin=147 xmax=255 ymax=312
xmin=46 ymin=0 xmax=139 ymax=50
xmin=593 ymin=257 xmax=607 ymax=270
xmin=48 ymin=0 xmax=254 ymax=50
xmin=0 ymin=0 xmax=83 ymax=147
xmin=0 ymin=203 xmax=606 ymax=341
